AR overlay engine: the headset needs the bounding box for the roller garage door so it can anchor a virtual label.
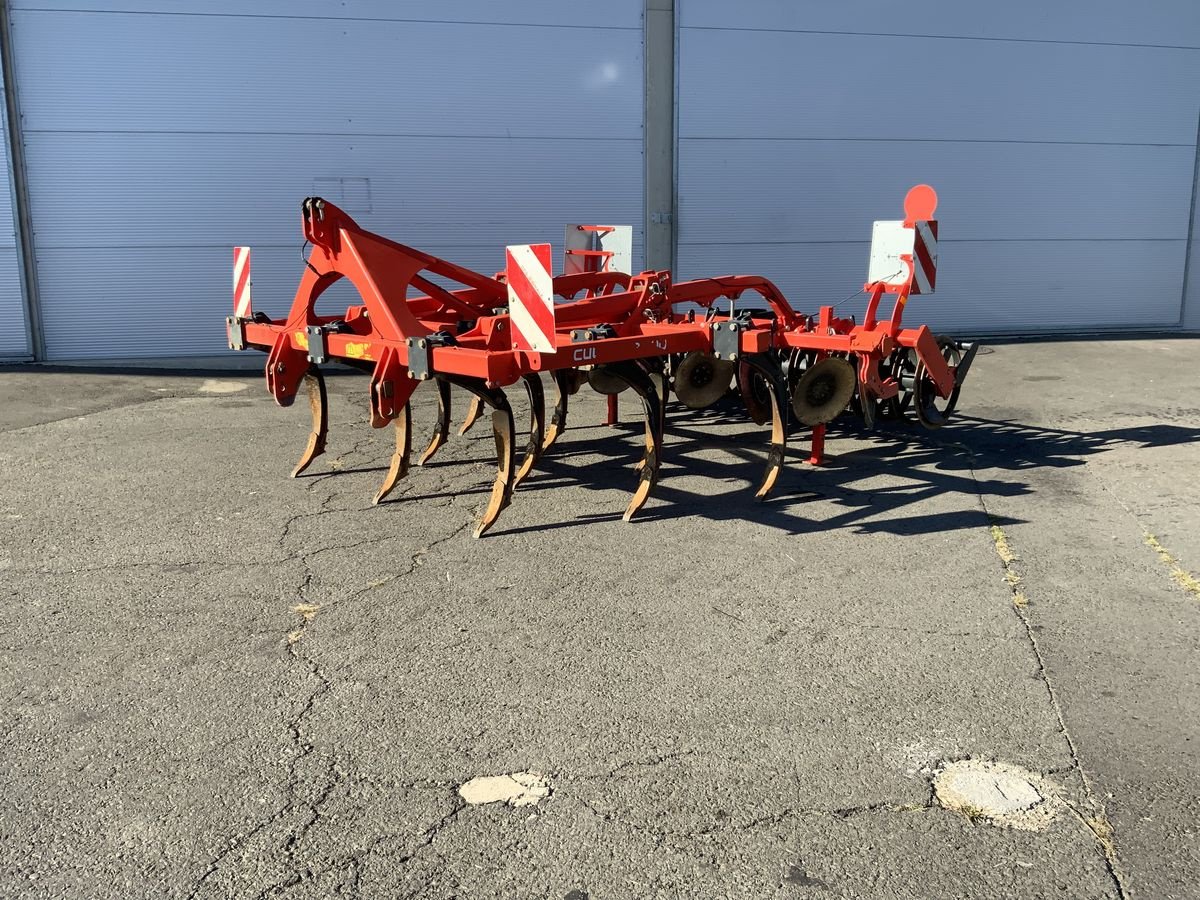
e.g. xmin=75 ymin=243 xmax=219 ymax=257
xmin=676 ymin=1 xmax=1200 ymax=334
xmin=8 ymin=1 xmax=644 ymax=360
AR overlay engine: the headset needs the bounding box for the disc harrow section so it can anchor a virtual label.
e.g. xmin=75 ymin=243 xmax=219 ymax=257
xmin=225 ymin=186 xmax=979 ymax=536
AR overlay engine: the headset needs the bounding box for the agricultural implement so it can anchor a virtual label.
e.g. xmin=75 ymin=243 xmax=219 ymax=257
xmin=226 ymin=185 xmax=978 ymax=537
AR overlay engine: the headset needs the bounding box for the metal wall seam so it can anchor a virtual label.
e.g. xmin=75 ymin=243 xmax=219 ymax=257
xmin=642 ymin=0 xmax=674 ymax=272
xmin=670 ymin=0 xmax=680 ymax=275
xmin=1180 ymin=108 xmax=1200 ymax=331
xmin=0 ymin=0 xmax=41 ymax=360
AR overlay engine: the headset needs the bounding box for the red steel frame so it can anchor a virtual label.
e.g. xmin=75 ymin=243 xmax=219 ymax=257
xmin=227 ymin=192 xmax=968 ymax=536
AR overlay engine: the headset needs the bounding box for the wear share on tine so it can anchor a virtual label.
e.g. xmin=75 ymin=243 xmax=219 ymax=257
xmin=418 ymin=378 xmax=452 ymax=466
xmin=541 ymin=369 xmax=574 ymax=452
xmin=373 ymin=403 xmax=412 ymax=505
xmin=602 ymin=361 xmax=664 ymax=522
xmin=440 ymin=375 xmax=515 ymax=539
xmin=514 ymin=374 xmax=546 ymax=486
xmin=290 ymin=367 xmax=329 ymax=478
xmin=458 ymin=394 xmax=484 ymax=436
xmin=741 ymin=353 xmax=789 ymax=499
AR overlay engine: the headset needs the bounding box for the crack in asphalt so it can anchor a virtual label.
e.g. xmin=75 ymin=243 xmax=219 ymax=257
xmin=282 ymin=796 xmax=467 ymax=898
xmin=183 ymin=808 xmax=291 ymax=900
xmin=395 ymin=801 xmax=467 ymax=867
xmin=567 ymin=748 xmax=699 ymax=782
xmin=252 ymin=636 xmax=338 ymax=897
xmin=182 ymin=440 xmax=481 ymax=897
xmin=183 ymin=584 xmax=335 ymax=900
xmin=277 ymin=493 xmax=337 ymax=554
xmin=946 ymin=438 xmax=1131 ymax=900
xmin=252 ymin=754 xmax=342 ymax=900
xmin=571 ymin=792 xmax=932 ymax=846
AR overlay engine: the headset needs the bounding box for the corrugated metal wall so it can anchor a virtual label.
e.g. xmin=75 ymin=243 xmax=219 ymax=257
xmin=0 ymin=55 xmax=29 ymax=358
xmin=6 ymin=1 xmax=1199 ymax=358
xmin=9 ymin=1 xmax=644 ymax=359
xmin=676 ymin=1 xmax=1200 ymax=334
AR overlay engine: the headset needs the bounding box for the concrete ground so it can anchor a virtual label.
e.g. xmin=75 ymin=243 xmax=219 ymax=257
xmin=0 ymin=338 xmax=1197 ymax=900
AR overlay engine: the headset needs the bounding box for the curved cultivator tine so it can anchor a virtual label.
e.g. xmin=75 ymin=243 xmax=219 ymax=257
xmin=291 ymin=367 xmax=329 ymax=478
xmin=373 ymin=403 xmax=413 ymax=505
xmin=542 ymin=370 xmax=573 ymax=452
xmin=458 ymin=395 xmax=484 ymax=436
xmin=444 ymin=377 xmax=515 ymax=539
xmin=514 ymin=374 xmax=546 ymax=486
xmin=632 ymin=363 xmax=668 ymax=475
xmin=606 ymin=362 xmax=664 ymax=522
xmin=418 ymin=378 xmax=452 ymax=466
xmin=741 ymin=353 xmax=789 ymax=499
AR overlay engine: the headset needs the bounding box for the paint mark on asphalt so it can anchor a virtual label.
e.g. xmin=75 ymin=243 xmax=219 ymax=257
xmin=198 ymin=379 xmax=249 ymax=394
xmin=458 ymin=772 xmax=551 ymax=807
xmin=934 ymin=760 xmax=1060 ymax=831
xmin=1143 ymin=531 xmax=1200 ymax=599
xmin=292 ymin=602 xmax=321 ymax=623
xmin=990 ymin=524 xmax=1029 ymax=608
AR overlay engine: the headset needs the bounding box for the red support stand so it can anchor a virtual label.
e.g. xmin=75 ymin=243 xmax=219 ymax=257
xmin=606 ymin=394 xmax=618 ymax=426
xmin=807 ymin=424 xmax=826 ymax=465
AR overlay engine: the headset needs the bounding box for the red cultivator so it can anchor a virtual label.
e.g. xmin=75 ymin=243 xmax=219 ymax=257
xmin=226 ymin=185 xmax=978 ymax=537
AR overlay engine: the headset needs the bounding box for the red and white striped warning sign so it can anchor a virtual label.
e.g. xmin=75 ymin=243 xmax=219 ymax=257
xmin=505 ymin=243 xmax=555 ymax=353
xmin=909 ymin=219 xmax=937 ymax=295
xmin=233 ymin=246 xmax=253 ymax=317
xmin=866 ymin=219 xmax=939 ymax=294
xmin=866 ymin=184 xmax=939 ymax=294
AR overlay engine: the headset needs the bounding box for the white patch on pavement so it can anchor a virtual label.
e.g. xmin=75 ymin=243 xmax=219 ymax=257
xmin=886 ymin=737 xmax=953 ymax=780
xmin=198 ymin=380 xmax=249 ymax=394
xmin=934 ymin=759 xmax=1060 ymax=831
xmin=458 ymin=772 xmax=550 ymax=807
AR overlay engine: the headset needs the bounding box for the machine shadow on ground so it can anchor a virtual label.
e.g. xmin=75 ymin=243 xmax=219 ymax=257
xmin=286 ymin=379 xmax=1200 ymax=539
xmin=419 ymin=396 xmax=1200 ymax=538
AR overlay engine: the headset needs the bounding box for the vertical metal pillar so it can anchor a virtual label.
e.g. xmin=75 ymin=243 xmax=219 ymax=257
xmin=1181 ymin=108 xmax=1200 ymax=333
xmin=643 ymin=0 xmax=675 ymax=273
xmin=0 ymin=0 xmax=43 ymax=360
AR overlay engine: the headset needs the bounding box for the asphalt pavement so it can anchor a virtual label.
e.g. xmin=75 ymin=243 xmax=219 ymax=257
xmin=0 ymin=338 xmax=1197 ymax=899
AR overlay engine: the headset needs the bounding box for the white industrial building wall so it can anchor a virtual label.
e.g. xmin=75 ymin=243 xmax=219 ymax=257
xmin=0 ymin=57 xmax=29 ymax=358
xmin=9 ymin=1 xmax=644 ymax=360
xmin=1188 ymin=136 xmax=1200 ymax=332
xmin=676 ymin=1 xmax=1200 ymax=334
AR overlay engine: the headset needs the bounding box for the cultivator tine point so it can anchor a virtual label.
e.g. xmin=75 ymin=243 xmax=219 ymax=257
xmin=418 ymin=378 xmax=452 ymax=465
xmin=542 ymin=370 xmax=572 ymax=452
xmin=743 ymin=354 xmax=788 ymax=500
xmin=373 ymin=403 xmax=412 ymax=505
xmin=475 ymin=404 xmax=515 ymax=539
xmin=290 ymin=368 xmax=329 ymax=478
xmin=458 ymin=395 xmax=484 ymax=436
xmin=441 ymin=377 xmax=515 ymax=538
xmin=514 ymin=374 xmax=546 ymax=486
xmin=608 ymin=362 xmax=663 ymax=522
xmin=624 ymin=418 xmax=661 ymax=521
